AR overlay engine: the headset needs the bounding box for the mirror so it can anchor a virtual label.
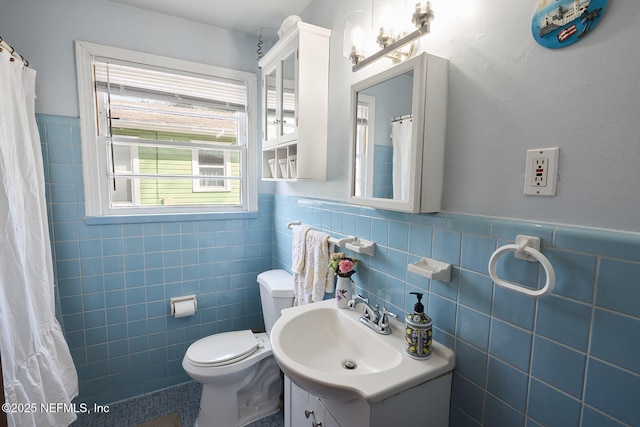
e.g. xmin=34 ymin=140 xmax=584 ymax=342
xmin=263 ymin=51 xmax=297 ymax=145
xmin=354 ymin=70 xmax=414 ymax=200
xmin=264 ymin=67 xmax=277 ymax=142
xmin=349 ymin=53 xmax=448 ymax=213
xmin=281 ymin=50 xmax=297 ymax=139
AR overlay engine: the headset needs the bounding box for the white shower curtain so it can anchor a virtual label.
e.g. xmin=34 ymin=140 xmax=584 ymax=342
xmin=0 ymin=48 xmax=78 ymax=426
xmin=391 ymin=119 xmax=412 ymax=200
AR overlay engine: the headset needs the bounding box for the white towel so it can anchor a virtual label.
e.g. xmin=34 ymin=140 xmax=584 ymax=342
xmin=291 ymin=225 xmax=311 ymax=275
xmin=292 ymin=225 xmax=311 ymax=306
xmin=292 ymin=229 xmax=333 ymax=305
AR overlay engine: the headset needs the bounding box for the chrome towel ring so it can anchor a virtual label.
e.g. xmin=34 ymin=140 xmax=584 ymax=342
xmin=488 ymin=235 xmax=556 ymax=298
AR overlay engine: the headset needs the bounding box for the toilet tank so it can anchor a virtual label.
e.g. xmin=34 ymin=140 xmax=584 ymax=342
xmin=257 ymin=269 xmax=295 ymax=335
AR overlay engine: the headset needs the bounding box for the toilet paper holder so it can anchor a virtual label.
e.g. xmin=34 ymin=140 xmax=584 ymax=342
xmin=170 ymin=295 xmax=197 ymax=317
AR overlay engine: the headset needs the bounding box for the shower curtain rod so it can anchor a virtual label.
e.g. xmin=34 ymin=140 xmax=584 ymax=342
xmin=391 ymin=113 xmax=412 ymax=123
xmin=0 ymin=37 xmax=29 ymax=66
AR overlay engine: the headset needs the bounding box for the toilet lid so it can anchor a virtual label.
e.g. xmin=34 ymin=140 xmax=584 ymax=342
xmin=186 ymin=330 xmax=260 ymax=367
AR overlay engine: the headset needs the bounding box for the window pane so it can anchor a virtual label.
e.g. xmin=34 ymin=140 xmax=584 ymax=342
xmin=140 ymin=146 xmax=192 ymax=175
xmin=108 ymin=144 xmax=242 ymax=207
xmin=110 ymin=144 xmax=134 ymax=205
xmin=99 ymin=59 xmax=247 ymax=209
xmin=198 ymin=149 xmax=225 ymax=189
xmin=108 ymin=94 xmax=240 ymax=145
xmin=137 ymin=178 xmax=241 ymax=206
xmin=94 ymin=61 xmax=247 ymax=110
xmin=111 ymin=178 xmax=132 ymax=205
xmin=198 ymin=150 xmax=224 ymax=165
xmin=112 ymin=144 xmax=132 ymax=172
xmin=77 ymin=42 xmax=256 ymax=216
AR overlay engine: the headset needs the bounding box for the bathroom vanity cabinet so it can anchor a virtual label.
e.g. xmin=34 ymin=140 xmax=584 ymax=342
xmin=258 ymin=21 xmax=330 ymax=181
xmin=286 ymin=377 xmax=339 ymax=427
xmin=284 ymin=374 xmax=452 ymax=427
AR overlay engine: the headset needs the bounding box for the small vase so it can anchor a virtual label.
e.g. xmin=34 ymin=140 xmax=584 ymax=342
xmin=335 ymin=276 xmax=353 ymax=309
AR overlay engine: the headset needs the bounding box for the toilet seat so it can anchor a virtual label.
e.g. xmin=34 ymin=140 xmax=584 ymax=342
xmin=186 ymin=330 xmax=260 ymax=367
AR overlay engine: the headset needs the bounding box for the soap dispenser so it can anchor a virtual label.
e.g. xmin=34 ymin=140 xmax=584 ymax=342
xmin=405 ymin=292 xmax=433 ymax=359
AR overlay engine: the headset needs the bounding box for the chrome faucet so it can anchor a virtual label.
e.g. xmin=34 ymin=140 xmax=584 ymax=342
xmin=378 ymin=306 xmax=398 ymax=331
xmin=348 ymin=294 xmax=376 ymax=320
xmin=348 ymin=294 xmax=397 ymax=335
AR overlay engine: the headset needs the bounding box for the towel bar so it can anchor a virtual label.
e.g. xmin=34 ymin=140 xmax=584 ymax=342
xmin=287 ymin=220 xmax=372 ymax=250
xmin=488 ymin=235 xmax=555 ymax=298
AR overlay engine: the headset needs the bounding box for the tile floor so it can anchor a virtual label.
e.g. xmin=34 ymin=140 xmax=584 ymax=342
xmin=72 ymin=382 xmax=284 ymax=427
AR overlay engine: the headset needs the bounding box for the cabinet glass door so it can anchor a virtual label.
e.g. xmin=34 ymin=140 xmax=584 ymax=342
xmin=264 ymin=67 xmax=277 ymax=143
xmin=280 ymin=50 xmax=297 ymax=141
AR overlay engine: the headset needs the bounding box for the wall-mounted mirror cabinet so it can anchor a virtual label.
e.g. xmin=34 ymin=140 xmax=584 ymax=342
xmin=260 ymin=22 xmax=330 ymax=181
xmin=348 ymin=53 xmax=448 ymax=213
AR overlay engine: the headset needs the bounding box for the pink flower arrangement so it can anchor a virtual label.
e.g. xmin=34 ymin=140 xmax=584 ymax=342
xmin=329 ymin=252 xmax=357 ymax=278
xmin=339 ymin=259 xmax=355 ymax=274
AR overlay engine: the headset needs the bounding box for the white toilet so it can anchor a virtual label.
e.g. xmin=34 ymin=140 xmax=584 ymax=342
xmin=182 ymin=269 xmax=294 ymax=427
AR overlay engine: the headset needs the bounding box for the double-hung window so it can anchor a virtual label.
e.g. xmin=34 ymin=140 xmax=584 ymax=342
xmin=75 ymin=41 xmax=257 ymax=218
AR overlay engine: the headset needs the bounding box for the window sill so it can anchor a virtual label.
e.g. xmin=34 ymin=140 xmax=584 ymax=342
xmin=85 ymin=211 xmax=258 ymax=225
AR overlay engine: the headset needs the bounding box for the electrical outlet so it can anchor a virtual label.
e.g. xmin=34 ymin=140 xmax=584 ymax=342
xmin=532 ymin=158 xmax=548 ymax=186
xmin=524 ymin=147 xmax=558 ymax=196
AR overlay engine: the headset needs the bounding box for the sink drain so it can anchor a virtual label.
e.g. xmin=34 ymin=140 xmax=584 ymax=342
xmin=342 ymin=360 xmax=357 ymax=370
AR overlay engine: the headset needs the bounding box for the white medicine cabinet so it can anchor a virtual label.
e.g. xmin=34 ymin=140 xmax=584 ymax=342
xmin=259 ymin=21 xmax=331 ymax=181
xmin=348 ymin=53 xmax=448 ymax=213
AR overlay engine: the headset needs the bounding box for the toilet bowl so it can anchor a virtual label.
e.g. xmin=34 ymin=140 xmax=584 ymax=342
xmin=182 ymin=269 xmax=294 ymax=427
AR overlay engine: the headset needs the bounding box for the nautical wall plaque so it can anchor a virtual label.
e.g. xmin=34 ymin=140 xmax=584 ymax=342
xmin=532 ymin=0 xmax=608 ymax=49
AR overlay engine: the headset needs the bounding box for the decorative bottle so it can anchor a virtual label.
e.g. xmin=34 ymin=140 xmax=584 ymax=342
xmin=405 ymin=292 xmax=433 ymax=359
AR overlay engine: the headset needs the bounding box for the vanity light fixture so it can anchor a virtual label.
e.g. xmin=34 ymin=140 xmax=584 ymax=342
xmin=343 ymin=11 xmax=374 ymax=65
xmin=344 ymin=1 xmax=435 ymax=72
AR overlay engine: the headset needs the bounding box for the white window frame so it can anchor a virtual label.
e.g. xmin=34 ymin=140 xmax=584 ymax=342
xmin=75 ymin=41 xmax=258 ymax=217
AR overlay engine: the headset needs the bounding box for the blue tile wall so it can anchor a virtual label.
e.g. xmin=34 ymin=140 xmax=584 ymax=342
xmin=38 ymin=114 xmax=273 ymax=405
xmin=372 ymin=145 xmax=393 ymax=198
xmin=272 ymin=194 xmax=640 ymax=427
xmin=40 ymin=113 xmax=640 ymax=426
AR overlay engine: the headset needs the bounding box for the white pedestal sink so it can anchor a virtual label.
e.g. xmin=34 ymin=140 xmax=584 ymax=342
xmin=270 ymin=299 xmax=455 ymax=404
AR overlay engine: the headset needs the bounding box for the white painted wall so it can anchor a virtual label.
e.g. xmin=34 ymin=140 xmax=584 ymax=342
xmin=290 ymin=0 xmax=640 ymax=232
xmin=0 ymin=0 xmax=261 ymax=117
xmin=2 ymin=0 xmax=639 ymax=231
